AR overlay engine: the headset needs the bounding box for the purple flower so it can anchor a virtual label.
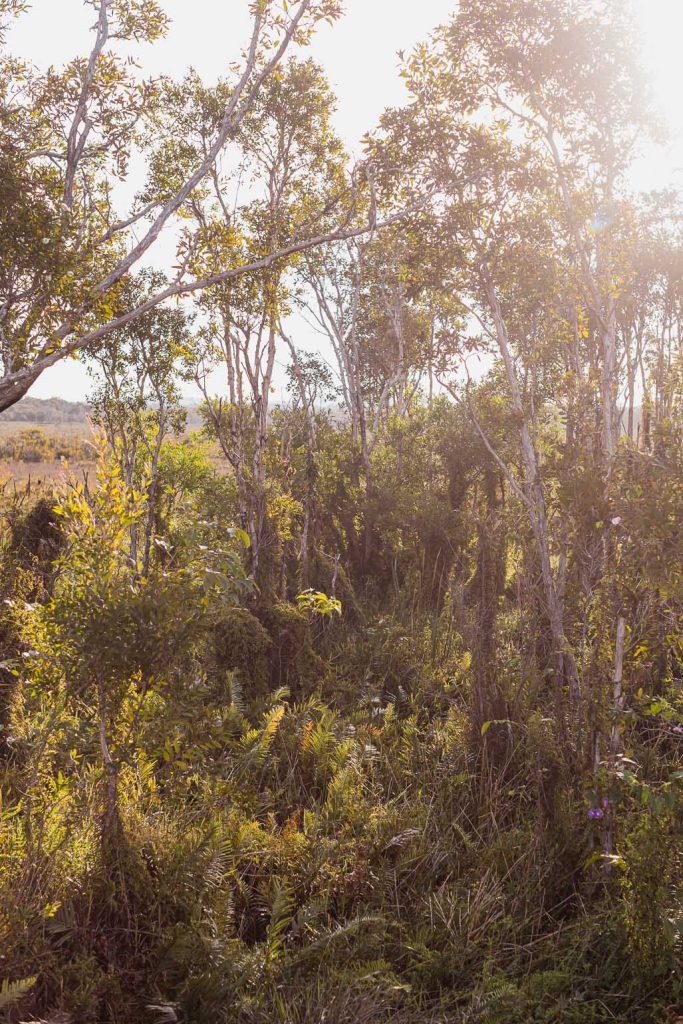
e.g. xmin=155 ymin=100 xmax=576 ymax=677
xmin=601 ymin=797 xmax=610 ymax=809
xmin=588 ymin=808 xmax=605 ymax=820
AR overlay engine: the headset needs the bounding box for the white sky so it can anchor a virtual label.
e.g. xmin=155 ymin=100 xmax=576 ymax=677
xmin=7 ymin=0 xmax=683 ymax=402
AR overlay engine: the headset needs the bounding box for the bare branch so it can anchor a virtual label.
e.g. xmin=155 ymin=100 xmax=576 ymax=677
xmin=1 ymin=206 xmax=419 ymax=399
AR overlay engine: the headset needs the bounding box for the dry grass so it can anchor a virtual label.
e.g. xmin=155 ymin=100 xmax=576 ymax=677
xmin=0 ymin=460 xmax=95 ymax=488
xmin=0 ymin=421 xmax=91 ymax=439
xmin=0 ymin=419 xmax=95 ymax=488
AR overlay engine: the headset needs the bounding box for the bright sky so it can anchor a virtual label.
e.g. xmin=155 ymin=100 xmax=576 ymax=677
xmin=7 ymin=0 xmax=683 ymax=402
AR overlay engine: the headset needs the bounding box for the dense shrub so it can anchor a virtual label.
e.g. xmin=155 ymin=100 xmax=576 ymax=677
xmin=0 ymin=427 xmax=91 ymax=463
xmin=0 ymin=424 xmax=680 ymax=1024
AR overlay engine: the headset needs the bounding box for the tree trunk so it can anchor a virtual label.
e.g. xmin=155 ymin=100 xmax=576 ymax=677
xmin=482 ymin=268 xmax=581 ymax=736
xmin=0 ymin=370 xmax=40 ymax=413
xmin=98 ymin=681 xmax=119 ymax=840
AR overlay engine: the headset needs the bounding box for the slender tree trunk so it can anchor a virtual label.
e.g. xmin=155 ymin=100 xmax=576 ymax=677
xmin=283 ymin=333 xmax=318 ymax=587
xmin=98 ymin=680 xmax=119 ymax=839
xmin=599 ymin=292 xmax=619 ymax=468
xmin=472 ymin=471 xmax=506 ymax=743
xmin=604 ymin=615 xmax=626 ymax=861
xmin=250 ymin=320 xmax=277 ymax=578
xmin=482 ymin=268 xmax=581 ymax=734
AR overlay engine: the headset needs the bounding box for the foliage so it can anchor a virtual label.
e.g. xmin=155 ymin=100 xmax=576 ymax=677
xmin=0 ymin=427 xmax=91 ymax=463
xmin=1 ymin=1 xmax=683 ymax=1022
xmin=296 ymin=589 xmax=342 ymax=618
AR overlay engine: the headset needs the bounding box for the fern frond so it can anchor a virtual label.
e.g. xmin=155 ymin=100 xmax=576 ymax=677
xmin=0 ymin=975 xmax=36 ymax=1010
xmin=267 ymin=883 xmax=295 ymax=955
xmin=464 ymin=981 xmax=520 ymax=1022
xmin=228 ymin=670 xmax=246 ymax=715
xmin=291 ymin=915 xmax=385 ymax=964
xmin=145 ymin=1005 xmax=179 ymax=1024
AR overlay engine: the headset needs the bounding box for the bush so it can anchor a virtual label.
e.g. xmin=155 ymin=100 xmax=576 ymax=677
xmin=0 ymin=427 xmax=90 ymax=463
xmin=257 ymin=600 xmax=326 ymax=696
xmin=214 ymin=607 xmax=272 ymax=698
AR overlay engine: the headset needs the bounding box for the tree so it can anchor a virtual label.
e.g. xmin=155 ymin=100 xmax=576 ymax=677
xmin=293 ymin=222 xmax=444 ymax=573
xmin=440 ymin=0 xmax=652 ymax=476
xmin=365 ymin=0 xmax=652 ymax=745
xmin=191 ymin=57 xmax=349 ymax=576
xmin=88 ymin=270 xmax=193 ymax=576
xmin=0 ymin=0 xmax=385 ymax=411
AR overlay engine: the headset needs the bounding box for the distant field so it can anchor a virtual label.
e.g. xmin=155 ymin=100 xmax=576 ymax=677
xmin=0 ymin=397 xmax=204 ymax=486
xmin=0 ymin=414 xmax=96 ymax=488
xmin=0 ymin=460 xmax=96 ymax=488
xmin=0 ymin=420 xmax=92 ymax=439
xmin=0 ymin=408 xmax=96 ymax=486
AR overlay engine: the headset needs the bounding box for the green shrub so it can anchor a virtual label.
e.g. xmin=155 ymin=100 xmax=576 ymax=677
xmin=257 ymin=601 xmax=326 ymax=696
xmin=214 ymin=607 xmax=272 ymax=698
xmin=621 ymin=812 xmax=678 ymax=978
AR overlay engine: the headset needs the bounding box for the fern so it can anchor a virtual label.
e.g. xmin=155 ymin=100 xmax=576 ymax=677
xmin=291 ymin=916 xmax=386 ymax=964
xmin=464 ymin=982 xmax=521 ymax=1022
xmin=265 ymin=881 xmax=296 ymax=962
xmin=145 ymin=1006 xmax=179 ymax=1024
xmin=0 ymin=975 xmax=36 ymax=1010
xmin=228 ymin=670 xmax=246 ymax=715
xmin=238 ymin=703 xmax=286 ymax=770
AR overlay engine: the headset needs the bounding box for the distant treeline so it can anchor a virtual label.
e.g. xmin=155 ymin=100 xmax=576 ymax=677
xmin=0 ymin=396 xmax=204 ymax=430
xmin=0 ymin=397 xmax=91 ymax=424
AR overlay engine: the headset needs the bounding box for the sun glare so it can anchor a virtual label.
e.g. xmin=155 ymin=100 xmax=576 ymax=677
xmin=634 ymin=0 xmax=683 ymax=189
